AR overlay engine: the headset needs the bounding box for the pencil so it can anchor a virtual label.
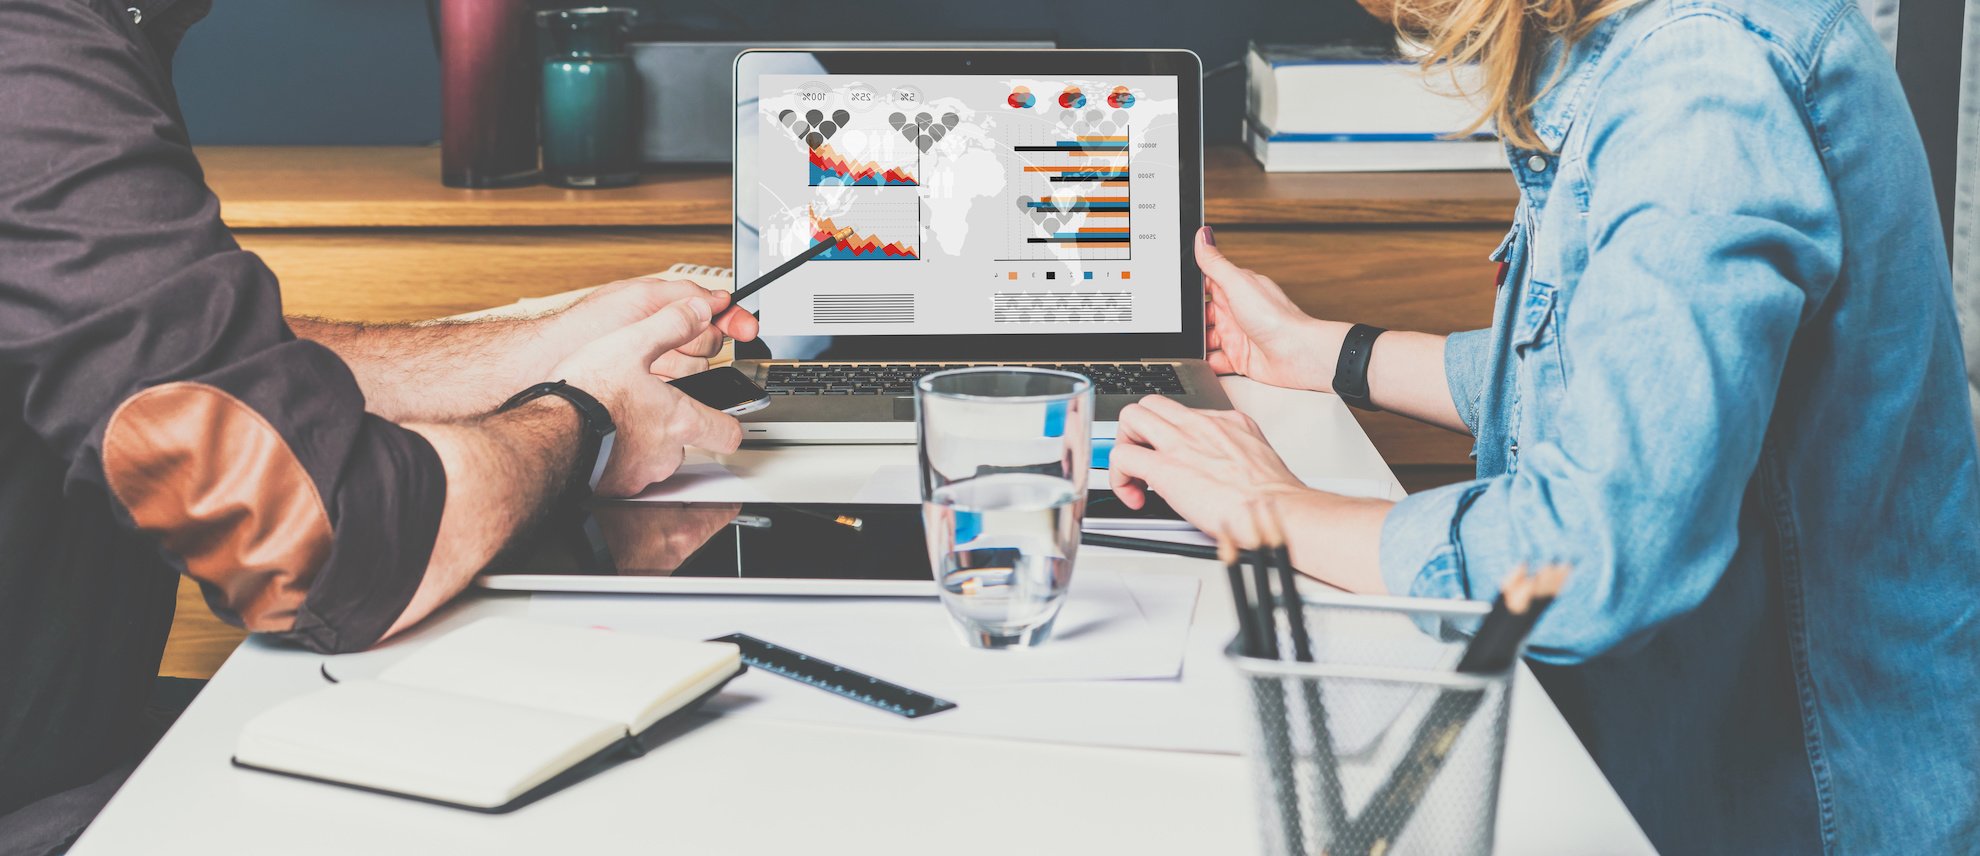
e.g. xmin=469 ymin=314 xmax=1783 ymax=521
xmin=1242 ymin=505 xmax=1281 ymax=662
xmin=1078 ymin=531 xmax=1291 ymax=566
xmin=1236 ymin=506 xmax=1305 ymax=856
xmin=729 ymin=237 xmax=835 ymax=304
xmin=1082 ymin=531 xmax=1223 ymax=563
xmin=1339 ymin=564 xmax=1571 ymax=855
xmin=1258 ymin=500 xmax=1349 ymax=836
xmin=1218 ymin=533 xmax=1263 ymax=658
xmin=768 ymin=503 xmax=863 ymax=532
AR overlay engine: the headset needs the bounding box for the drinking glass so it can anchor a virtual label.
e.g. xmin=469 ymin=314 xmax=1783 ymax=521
xmin=917 ymin=368 xmax=1093 ymax=648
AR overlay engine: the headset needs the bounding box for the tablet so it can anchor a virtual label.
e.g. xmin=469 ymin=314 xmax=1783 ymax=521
xmin=475 ymin=494 xmax=1187 ymax=596
xmin=477 ymin=502 xmax=936 ymax=596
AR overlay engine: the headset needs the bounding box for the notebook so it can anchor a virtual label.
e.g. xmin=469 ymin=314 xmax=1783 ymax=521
xmin=233 ymin=617 xmax=745 ymax=812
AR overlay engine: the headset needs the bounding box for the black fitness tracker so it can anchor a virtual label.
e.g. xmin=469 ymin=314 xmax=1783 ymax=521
xmin=1332 ymin=324 xmax=1387 ymax=412
xmin=500 ymin=380 xmax=617 ymax=493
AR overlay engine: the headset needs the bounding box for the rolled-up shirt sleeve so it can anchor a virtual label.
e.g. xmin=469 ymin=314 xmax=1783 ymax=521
xmin=1442 ymin=327 xmax=1493 ymax=439
xmin=0 ymin=0 xmax=443 ymax=653
xmin=1376 ymin=14 xmax=1839 ymax=663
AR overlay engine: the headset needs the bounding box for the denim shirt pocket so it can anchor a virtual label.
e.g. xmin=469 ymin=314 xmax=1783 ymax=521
xmin=1511 ymin=280 xmax=1568 ymax=447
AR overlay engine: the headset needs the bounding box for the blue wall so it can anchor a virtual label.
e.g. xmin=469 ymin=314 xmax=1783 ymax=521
xmin=175 ymin=0 xmax=442 ymax=145
xmin=172 ymin=0 xmax=1390 ymax=146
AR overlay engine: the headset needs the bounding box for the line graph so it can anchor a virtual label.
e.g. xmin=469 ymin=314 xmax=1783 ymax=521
xmin=810 ymin=204 xmax=921 ymax=261
xmin=809 ymin=142 xmax=919 ymax=186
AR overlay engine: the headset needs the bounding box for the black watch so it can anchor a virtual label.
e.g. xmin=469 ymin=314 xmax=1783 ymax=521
xmin=500 ymin=380 xmax=617 ymax=493
xmin=1332 ymin=324 xmax=1387 ymax=412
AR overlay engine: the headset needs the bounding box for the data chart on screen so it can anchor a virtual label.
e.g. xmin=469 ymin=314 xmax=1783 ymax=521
xmin=750 ymin=74 xmax=1183 ymax=337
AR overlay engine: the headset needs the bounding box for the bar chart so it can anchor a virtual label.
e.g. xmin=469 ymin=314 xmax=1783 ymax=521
xmin=1007 ymin=132 xmax=1133 ymax=261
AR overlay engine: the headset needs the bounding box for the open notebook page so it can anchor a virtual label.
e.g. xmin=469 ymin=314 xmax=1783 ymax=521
xmin=236 ymin=680 xmax=625 ymax=809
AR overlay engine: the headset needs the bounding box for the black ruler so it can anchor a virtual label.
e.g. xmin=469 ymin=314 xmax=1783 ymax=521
xmin=710 ymin=633 xmax=957 ymax=719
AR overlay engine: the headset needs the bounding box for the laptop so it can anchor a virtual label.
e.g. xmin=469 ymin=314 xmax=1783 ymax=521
xmin=730 ymin=49 xmax=1231 ymax=443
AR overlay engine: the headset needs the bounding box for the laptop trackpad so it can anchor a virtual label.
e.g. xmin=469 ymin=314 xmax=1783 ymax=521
xmin=892 ymin=397 xmax=917 ymax=421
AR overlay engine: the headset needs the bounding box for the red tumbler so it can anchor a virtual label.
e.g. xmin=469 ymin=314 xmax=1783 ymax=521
xmin=440 ymin=0 xmax=540 ymax=187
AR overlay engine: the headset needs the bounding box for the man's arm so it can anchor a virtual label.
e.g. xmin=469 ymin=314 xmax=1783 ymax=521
xmin=2 ymin=0 xmax=450 ymax=652
xmin=392 ymin=399 xmax=577 ymax=637
xmin=384 ymin=294 xmax=746 ymax=637
xmin=289 ymin=280 xmax=756 ymax=424
xmin=0 ymin=1 xmax=734 ymax=651
xmin=286 ymin=316 xmax=559 ymax=423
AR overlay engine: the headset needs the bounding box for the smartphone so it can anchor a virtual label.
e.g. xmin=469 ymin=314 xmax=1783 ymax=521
xmin=668 ymin=366 xmax=771 ymax=415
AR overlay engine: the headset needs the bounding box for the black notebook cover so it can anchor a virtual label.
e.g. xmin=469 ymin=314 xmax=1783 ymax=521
xmin=232 ymin=663 xmax=747 ymax=813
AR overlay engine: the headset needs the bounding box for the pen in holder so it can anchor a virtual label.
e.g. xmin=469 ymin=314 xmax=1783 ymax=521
xmin=1226 ymin=595 xmax=1512 ymax=856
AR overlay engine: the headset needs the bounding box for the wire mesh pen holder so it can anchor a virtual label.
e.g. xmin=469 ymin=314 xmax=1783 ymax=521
xmin=1227 ymin=595 xmax=1512 ymax=856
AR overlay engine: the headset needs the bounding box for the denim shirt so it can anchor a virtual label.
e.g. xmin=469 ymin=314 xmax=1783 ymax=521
xmin=1377 ymin=0 xmax=1980 ymax=852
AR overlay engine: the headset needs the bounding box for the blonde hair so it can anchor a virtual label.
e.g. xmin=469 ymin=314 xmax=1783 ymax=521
xmin=1391 ymin=0 xmax=1647 ymax=152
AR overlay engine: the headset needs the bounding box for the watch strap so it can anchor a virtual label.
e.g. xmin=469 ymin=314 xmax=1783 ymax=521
xmin=1332 ymin=324 xmax=1387 ymax=412
xmin=500 ymin=381 xmax=616 ymax=493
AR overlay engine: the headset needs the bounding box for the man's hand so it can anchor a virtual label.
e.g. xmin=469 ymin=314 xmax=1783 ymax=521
xmin=1197 ymin=227 xmax=1349 ymax=392
xmin=552 ymin=292 xmax=746 ymax=497
xmin=1106 ymin=395 xmax=1310 ymax=536
xmin=546 ymin=275 xmax=760 ymax=380
xmin=290 ymin=274 xmax=761 ymax=422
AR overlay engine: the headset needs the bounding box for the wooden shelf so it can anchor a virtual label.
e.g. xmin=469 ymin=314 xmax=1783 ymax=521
xmin=199 ymin=145 xmax=1516 ymax=231
xmin=201 ymin=147 xmax=730 ymax=230
xmin=1199 ymin=147 xmax=1515 ymax=226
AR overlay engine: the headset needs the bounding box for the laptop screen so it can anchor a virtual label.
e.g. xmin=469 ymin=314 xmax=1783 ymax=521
xmin=734 ymin=52 xmax=1204 ymax=362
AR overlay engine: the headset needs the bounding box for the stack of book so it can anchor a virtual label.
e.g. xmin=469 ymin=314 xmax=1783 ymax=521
xmin=1243 ymin=41 xmax=1507 ymax=172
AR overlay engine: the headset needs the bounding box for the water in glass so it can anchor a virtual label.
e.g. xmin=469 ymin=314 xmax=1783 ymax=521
xmin=924 ymin=472 xmax=1082 ymax=648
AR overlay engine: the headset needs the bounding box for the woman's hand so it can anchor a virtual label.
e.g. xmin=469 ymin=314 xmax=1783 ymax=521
xmin=1198 ymin=227 xmax=1349 ymax=392
xmin=1106 ymin=393 xmax=1395 ymax=592
xmin=1106 ymin=395 xmax=1311 ymax=536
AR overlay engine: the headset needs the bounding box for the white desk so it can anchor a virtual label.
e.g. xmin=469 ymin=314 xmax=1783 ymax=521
xmin=72 ymin=379 xmax=1654 ymax=855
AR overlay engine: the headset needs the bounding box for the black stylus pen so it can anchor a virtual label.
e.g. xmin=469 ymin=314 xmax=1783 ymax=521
xmin=730 ymin=238 xmax=835 ymax=304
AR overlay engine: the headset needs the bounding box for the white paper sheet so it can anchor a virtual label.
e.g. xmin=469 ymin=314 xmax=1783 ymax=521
xmin=522 ymin=566 xmax=1243 ymax=754
xmin=527 ymin=567 xmax=1194 ymax=686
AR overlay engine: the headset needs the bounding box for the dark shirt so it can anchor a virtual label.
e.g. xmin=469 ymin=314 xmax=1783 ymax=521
xmin=0 ymin=0 xmax=446 ymax=829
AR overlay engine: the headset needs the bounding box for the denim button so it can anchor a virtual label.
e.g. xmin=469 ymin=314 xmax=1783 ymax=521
xmin=1526 ymin=154 xmax=1548 ymax=172
xmin=127 ymin=6 xmax=142 ymax=23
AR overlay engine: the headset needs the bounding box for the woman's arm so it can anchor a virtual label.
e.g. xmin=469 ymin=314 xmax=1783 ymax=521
xmin=1132 ymin=15 xmax=1837 ymax=669
xmin=1124 ymin=18 xmax=1841 ymax=652
xmin=1195 ymin=229 xmax=1468 ymax=434
xmin=1105 ymin=398 xmax=1395 ymax=594
xmin=1375 ymin=13 xmax=1838 ymax=662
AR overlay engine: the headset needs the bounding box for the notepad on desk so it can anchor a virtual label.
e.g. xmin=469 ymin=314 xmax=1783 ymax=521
xmin=233 ymin=617 xmax=744 ymax=812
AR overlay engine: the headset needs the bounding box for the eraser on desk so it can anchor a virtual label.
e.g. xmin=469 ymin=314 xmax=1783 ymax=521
xmin=1092 ymin=438 xmax=1115 ymax=470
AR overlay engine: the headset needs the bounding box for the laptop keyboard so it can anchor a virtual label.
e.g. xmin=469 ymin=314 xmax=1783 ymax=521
xmin=761 ymin=363 xmax=1186 ymax=396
